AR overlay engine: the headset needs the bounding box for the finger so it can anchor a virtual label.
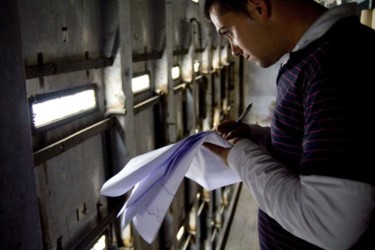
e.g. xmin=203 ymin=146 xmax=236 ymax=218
xmin=217 ymin=120 xmax=237 ymax=135
xmin=202 ymin=142 xmax=223 ymax=154
xmin=202 ymin=142 xmax=230 ymax=165
xmin=224 ymin=123 xmax=249 ymax=140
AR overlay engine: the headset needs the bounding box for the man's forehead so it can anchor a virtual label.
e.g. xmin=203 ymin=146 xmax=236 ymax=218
xmin=210 ymin=4 xmax=235 ymax=30
xmin=209 ymin=2 xmax=227 ymax=18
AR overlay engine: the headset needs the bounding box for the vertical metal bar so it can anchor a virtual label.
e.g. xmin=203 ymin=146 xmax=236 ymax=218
xmin=118 ymin=0 xmax=137 ymax=158
xmin=190 ymin=20 xmax=198 ymax=134
xmin=238 ymin=57 xmax=245 ymax=115
xmin=166 ymin=0 xmax=177 ymax=144
xmin=164 ymin=2 xmax=181 ymax=249
xmin=116 ymin=1 xmax=138 ymax=248
xmin=215 ymin=184 xmax=242 ymax=250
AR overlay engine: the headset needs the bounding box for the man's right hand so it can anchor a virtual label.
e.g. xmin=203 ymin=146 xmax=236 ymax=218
xmin=216 ymin=121 xmax=270 ymax=147
xmin=216 ymin=120 xmax=250 ymax=141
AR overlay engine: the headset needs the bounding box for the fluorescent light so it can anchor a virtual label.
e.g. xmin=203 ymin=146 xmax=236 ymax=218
xmin=90 ymin=235 xmax=106 ymax=250
xmin=176 ymin=226 xmax=185 ymax=241
xmin=171 ymin=66 xmax=181 ymax=80
xmin=132 ymin=74 xmax=150 ymax=93
xmin=194 ymin=61 xmax=200 ymax=72
xmin=32 ymin=89 xmax=96 ymax=128
xmin=191 ymin=0 xmax=199 ymax=2
xmin=189 ymin=207 xmax=197 ymax=232
xmin=122 ymin=224 xmax=133 ymax=247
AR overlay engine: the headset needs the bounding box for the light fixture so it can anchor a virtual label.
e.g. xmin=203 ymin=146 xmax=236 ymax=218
xmin=176 ymin=225 xmax=185 ymax=241
xmin=122 ymin=223 xmax=133 ymax=247
xmin=189 ymin=207 xmax=197 ymax=232
xmin=90 ymin=235 xmax=106 ymax=250
xmin=171 ymin=66 xmax=181 ymax=80
xmin=132 ymin=74 xmax=150 ymax=93
xmin=194 ymin=60 xmax=200 ymax=73
xmin=31 ymin=86 xmax=97 ymax=129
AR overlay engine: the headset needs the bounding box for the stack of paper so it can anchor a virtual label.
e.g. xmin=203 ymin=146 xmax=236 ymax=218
xmin=100 ymin=131 xmax=241 ymax=243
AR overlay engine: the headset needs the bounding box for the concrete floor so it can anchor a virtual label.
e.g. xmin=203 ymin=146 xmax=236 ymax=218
xmin=224 ymin=184 xmax=260 ymax=250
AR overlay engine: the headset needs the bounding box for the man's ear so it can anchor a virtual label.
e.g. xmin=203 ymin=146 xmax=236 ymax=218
xmin=247 ymin=0 xmax=270 ymax=18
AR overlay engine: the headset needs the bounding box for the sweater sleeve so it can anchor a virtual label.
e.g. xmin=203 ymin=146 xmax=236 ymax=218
xmin=228 ymin=139 xmax=375 ymax=250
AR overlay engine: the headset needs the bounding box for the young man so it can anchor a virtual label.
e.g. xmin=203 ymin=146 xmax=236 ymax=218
xmin=203 ymin=0 xmax=375 ymax=249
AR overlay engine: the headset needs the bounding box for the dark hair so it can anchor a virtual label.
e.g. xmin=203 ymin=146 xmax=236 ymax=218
xmin=203 ymin=0 xmax=249 ymax=20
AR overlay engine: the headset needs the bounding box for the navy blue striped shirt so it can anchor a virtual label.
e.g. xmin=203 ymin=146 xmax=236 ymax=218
xmin=259 ymin=16 xmax=375 ymax=249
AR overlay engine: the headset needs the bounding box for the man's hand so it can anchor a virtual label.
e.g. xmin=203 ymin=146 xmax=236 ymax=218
xmin=203 ymin=120 xmax=249 ymax=165
xmin=216 ymin=120 xmax=250 ymax=141
xmin=203 ymin=120 xmax=270 ymax=165
xmin=202 ymin=142 xmax=231 ymax=165
xmin=218 ymin=121 xmax=270 ymax=147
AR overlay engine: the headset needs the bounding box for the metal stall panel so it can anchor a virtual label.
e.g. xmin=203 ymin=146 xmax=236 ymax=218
xmin=18 ymin=0 xmax=119 ymax=249
xmin=130 ymin=0 xmax=165 ymax=154
xmin=20 ymin=0 xmax=108 ymax=149
xmin=134 ymin=108 xmax=156 ymax=155
xmin=20 ymin=0 xmax=103 ymax=62
xmin=174 ymin=90 xmax=186 ymax=140
xmin=130 ymin=0 xmax=165 ymax=55
xmin=34 ymin=135 xmax=107 ymax=249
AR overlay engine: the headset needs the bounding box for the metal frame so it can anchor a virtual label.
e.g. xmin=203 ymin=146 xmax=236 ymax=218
xmin=33 ymin=117 xmax=115 ymax=166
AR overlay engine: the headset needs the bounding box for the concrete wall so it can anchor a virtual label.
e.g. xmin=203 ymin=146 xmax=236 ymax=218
xmin=0 ymin=1 xmax=43 ymax=249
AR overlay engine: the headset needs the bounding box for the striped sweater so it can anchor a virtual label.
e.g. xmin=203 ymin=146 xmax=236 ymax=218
xmin=263 ymin=16 xmax=374 ymax=249
xmin=271 ymin=16 xmax=375 ymax=185
xmin=228 ymin=16 xmax=375 ymax=249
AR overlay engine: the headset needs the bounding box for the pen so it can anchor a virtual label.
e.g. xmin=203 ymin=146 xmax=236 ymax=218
xmin=236 ymin=102 xmax=253 ymax=124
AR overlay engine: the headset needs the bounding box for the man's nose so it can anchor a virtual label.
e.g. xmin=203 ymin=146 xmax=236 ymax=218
xmin=231 ymin=44 xmax=242 ymax=57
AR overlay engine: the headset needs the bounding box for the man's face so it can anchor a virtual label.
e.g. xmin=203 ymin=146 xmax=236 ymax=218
xmin=209 ymin=2 xmax=277 ymax=67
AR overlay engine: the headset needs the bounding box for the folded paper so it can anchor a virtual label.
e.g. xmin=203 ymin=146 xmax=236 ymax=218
xmin=100 ymin=131 xmax=241 ymax=243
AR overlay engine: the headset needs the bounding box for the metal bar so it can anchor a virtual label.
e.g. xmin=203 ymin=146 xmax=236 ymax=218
xmin=181 ymin=234 xmax=192 ymax=250
xmin=195 ymin=75 xmax=204 ymax=81
xmin=25 ymin=57 xmax=114 ymax=79
xmin=33 ymin=117 xmax=115 ymax=166
xmin=238 ymin=57 xmax=245 ymax=116
xmin=73 ymin=204 xmax=122 ymax=250
xmin=173 ymin=49 xmax=189 ymax=56
xmin=133 ymin=95 xmax=162 ymax=114
xmin=173 ymin=82 xmax=188 ymax=94
xmin=132 ymin=50 xmax=163 ymax=62
xmin=215 ymin=183 xmax=242 ymax=250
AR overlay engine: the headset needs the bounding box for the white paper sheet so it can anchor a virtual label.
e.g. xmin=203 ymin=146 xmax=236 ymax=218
xmin=100 ymin=131 xmax=241 ymax=243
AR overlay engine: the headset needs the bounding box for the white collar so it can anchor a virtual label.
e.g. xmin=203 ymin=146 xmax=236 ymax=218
xmin=280 ymin=3 xmax=358 ymax=66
